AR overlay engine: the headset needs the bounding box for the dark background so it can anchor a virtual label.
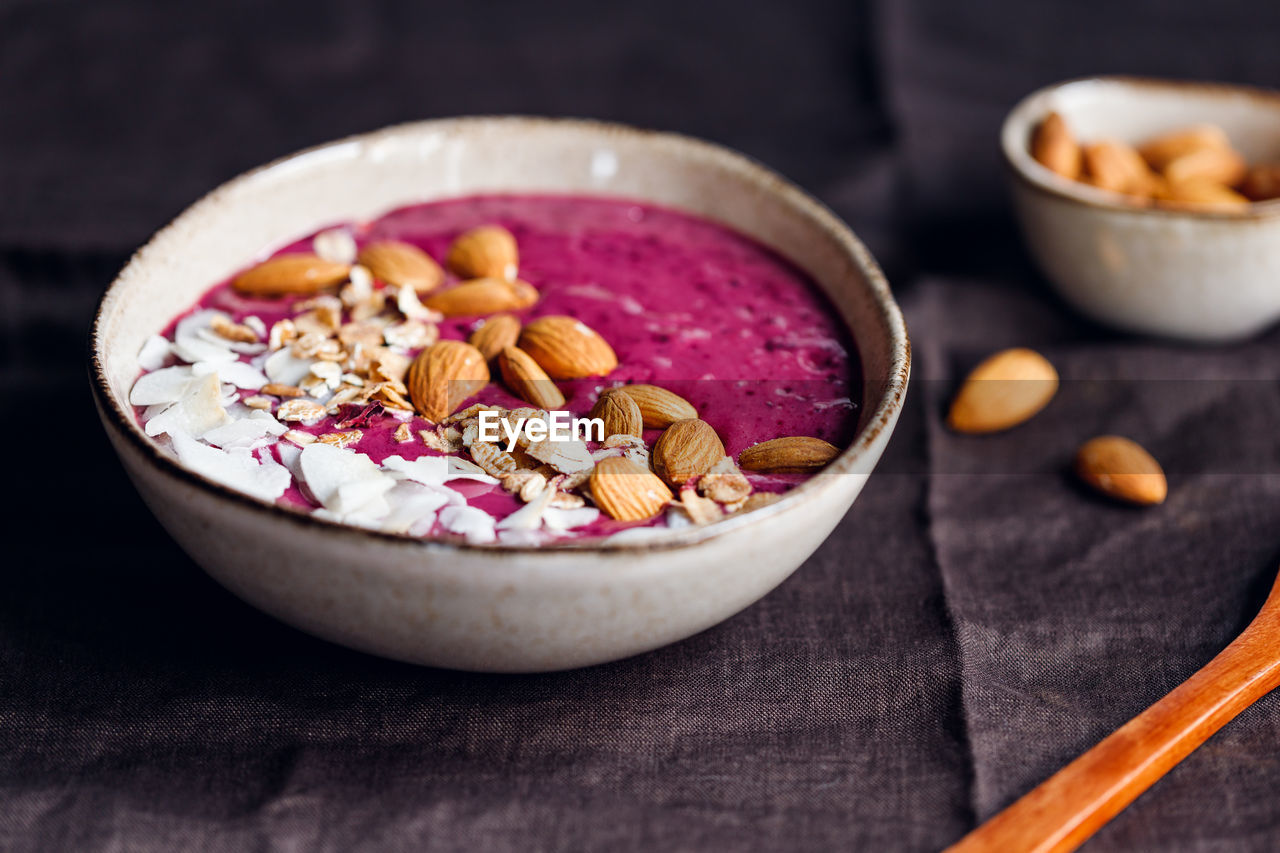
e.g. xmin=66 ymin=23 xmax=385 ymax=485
xmin=6 ymin=0 xmax=1280 ymax=849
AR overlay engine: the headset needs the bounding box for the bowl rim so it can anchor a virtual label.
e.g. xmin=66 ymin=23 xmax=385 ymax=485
xmin=1001 ymin=75 xmax=1280 ymax=221
xmin=89 ymin=115 xmax=910 ymax=554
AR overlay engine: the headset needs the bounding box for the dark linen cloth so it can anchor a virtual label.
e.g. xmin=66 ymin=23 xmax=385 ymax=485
xmin=5 ymin=0 xmax=1280 ymax=850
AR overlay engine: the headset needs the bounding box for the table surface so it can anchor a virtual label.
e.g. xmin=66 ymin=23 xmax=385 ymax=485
xmin=6 ymin=1 xmax=1280 ymax=850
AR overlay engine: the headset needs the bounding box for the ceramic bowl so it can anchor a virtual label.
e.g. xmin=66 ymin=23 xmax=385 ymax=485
xmin=90 ymin=117 xmax=909 ymax=672
xmin=1002 ymin=77 xmax=1280 ymax=342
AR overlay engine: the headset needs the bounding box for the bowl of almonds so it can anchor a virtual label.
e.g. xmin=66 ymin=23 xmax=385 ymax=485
xmin=90 ymin=118 xmax=909 ymax=671
xmin=1001 ymin=77 xmax=1280 ymax=341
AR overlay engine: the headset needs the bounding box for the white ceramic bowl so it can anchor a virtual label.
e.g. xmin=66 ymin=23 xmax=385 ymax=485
xmin=90 ymin=117 xmax=909 ymax=672
xmin=1002 ymin=77 xmax=1280 ymax=342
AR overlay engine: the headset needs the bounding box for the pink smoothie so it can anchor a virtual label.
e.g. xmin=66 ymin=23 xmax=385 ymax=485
xmin=144 ymin=194 xmax=861 ymax=540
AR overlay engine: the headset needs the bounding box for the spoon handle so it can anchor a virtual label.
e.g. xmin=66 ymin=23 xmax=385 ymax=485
xmin=946 ymin=598 xmax=1280 ymax=853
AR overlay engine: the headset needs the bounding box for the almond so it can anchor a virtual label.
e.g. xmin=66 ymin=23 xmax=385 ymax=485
xmin=1075 ymin=435 xmax=1167 ymax=506
xmin=357 ymin=240 xmax=444 ymax=294
xmin=407 ymin=339 xmax=491 ymax=423
xmin=232 ymin=254 xmax=351 ymax=297
xmin=1240 ymin=164 xmax=1280 ymax=201
xmin=589 ymin=456 xmax=672 ymax=521
xmin=947 ymin=348 xmax=1059 ymax=434
xmin=1162 ymin=146 xmax=1247 ymax=187
xmin=469 ymin=314 xmax=521 ymax=360
xmin=498 ymin=346 xmax=565 ymax=410
xmin=518 ymin=315 xmax=618 ymax=379
xmin=591 ymin=389 xmax=643 ymax=438
xmin=1082 ymin=140 xmax=1159 ymax=198
xmin=617 ymin=384 xmax=698 ymax=428
xmin=1138 ymin=124 xmax=1231 ymax=170
xmin=652 ymin=418 xmax=725 ymax=488
xmin=739 ymin=436 xmax=839 ymax=473
xmin=446 ymin=225 xmax=519 ymax=281
xmin=424 ymin=278 xmax=538 ymax=316
xmin=1155 ymin=178 xmax=1250 ymax=211
xmin=1030 ymin=112 xmax=1081 ymax=180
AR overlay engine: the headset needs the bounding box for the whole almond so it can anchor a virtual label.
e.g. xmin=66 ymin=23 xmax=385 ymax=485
xmin=1240 ymin=164 xmax=1280 ymax=201
xmin=446 ymin=225 xmax=519 ymax=281
xmin=591 ymin=389 xmax=643 ymax=438
xmin=652 ymin=418 xmax=725 ymax=488
xmin=407 ymin=339 xmax=491 ymax=423
xmin=1138 ymin=124 xmax=1231 ymax=170
xmin=469 ymin=314 xmax=521 ymax=360
xmin=617 ymin=384 xmax=697 ymax=427
xmin=1031 ymin=112 xmax=1082 ymax=180
xmin=1075 ymin=435 xmax=1167 ymax=506
xmin=739 ymin=436 xmax=840 ymax=473
xmin=1155 ymin=179 xmax=1250 ymax=211
xmin=498 ymin=346 xmax=565 ymax=410
xmin=1083 ymin=140 xmax=1159 ymax=197
xmin=518 ymin=315 xmax=618 ymax=379
xmin=357 ymin=240 xmax=443 ymax=294
xmin=947 ymin=348 xmax=1059 ymax=434
xmin=232 ymin=254 xmax=351 ymax=297
xmin=1162 ymin=146 xmax=1247 ymax=187
xmin=424 ymin=278 xmax=538 ymax=316
xmin=589 ymin=456 xmax=672 ymax=522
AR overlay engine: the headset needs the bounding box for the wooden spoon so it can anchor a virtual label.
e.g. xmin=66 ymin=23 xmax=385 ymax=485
xmin=946 ymin=569 xmax=1280 ymax=853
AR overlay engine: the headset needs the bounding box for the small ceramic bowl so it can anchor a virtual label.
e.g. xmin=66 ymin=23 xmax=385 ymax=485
xmin=90 ymin=117 xmax=909 ymax=672
xmin=1002 ymin=77 xmax=1280 ymax=342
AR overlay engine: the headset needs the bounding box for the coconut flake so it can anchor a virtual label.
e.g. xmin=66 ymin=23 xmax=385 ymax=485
xmin=137 ymin=335 xmax=170 ymax=370
xmin=543 ymin=506 xmax=601 ymax=532
xmin=193 ymin=359 xmax=269 ymax=390
xmin=169 ymin=431 xmax=290 ymax=501
xmin=438 ymin=505 xmax=497 ymax=544
xmin=380 ymin=483 xmax=451 ymax=534
xmin=265 ymin=348 xmax=317 ymax=386
xmin=381 ymin=454 xmax=448 ymax=487
xmin=445 ymin=457 xmax=500 ymax=484
xmin=313 ymin=228 xmax=358 ymax=264
xmin=129 ymin=365 xmax=194 ymax=406
xmin=496 ymin=486 xmax=554 ymax=531
xmin=144 ymin=373 xmax=230 ymax=438
xmin=526 ymin=438 xmax=595 ymax=474
xmin=298 ymin=443 xmax=393 ymax=518
xmin=201 ymin=410 xmax=287 ymax=448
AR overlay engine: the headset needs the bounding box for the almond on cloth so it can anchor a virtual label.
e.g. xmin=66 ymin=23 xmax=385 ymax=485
xmin=469 ymin=314 xmax=521 ymax=360
xmin=652 ymin=418 xmax=725 ymax=488
xmin=1075 ymin=435 xmax=1167 ymax=506
xmin=357 ymin=240 xmax=444 ymax=294
xmin=589 ymin=456 xmax=672 ymax=521
xmin=498 ymin=346 xmax=565 ymax=410
xmin=518 ymin=315 xmax=618 ymax=379
xmin=1031 ymin=112 xmax=1082 ymax=180
xmin=446 ymin=225 xmax=519 ymax=281
xmin=233 ymin=254 xmax=351 ymax=297
xmin=591 ymin=389 xmax=643 ymax=438
xmin=738 ymin=436 xmax=839 ymax=474
xmin=947 ymin=347 xmax=1059 ymax=434
xmin=616 ymin=384 xmax=697 ymax=428
xmin=407 ymin=339 xmax=491 ymax=423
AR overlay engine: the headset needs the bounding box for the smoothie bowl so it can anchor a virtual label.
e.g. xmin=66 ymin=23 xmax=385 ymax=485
xmin=91 ymin=118 xmax=909 ymax=671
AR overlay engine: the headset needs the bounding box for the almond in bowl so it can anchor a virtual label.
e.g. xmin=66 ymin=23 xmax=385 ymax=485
xmin=90 ymin=118 xmax=908 ymax=670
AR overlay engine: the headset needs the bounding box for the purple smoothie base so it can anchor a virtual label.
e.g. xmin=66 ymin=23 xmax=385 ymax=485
xmin=139 ymin=194 xmax=861 ymax=542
